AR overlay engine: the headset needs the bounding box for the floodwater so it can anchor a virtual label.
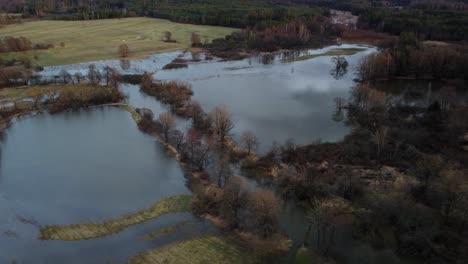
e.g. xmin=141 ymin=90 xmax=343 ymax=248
xmin=0 ymin=44 xmax=389 ymax=263
xmin=0 ymin=107 xmax=214 ymax=263
xmin=41 ymin=44 xmax=377 ymax=152
xmin=156 ymin=44 xmax=377 ymax=151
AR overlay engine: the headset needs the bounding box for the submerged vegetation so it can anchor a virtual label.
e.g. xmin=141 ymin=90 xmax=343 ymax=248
xmin=144 ymin=220 xmax=191 ymax=240
xmin=282 ymin=47 xmax=366 ymax=62
xmin=40 ymin=195 xmax=192 ymax=241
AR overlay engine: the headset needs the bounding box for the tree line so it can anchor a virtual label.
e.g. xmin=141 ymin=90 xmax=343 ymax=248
xmin=357 ymin=31 xmax=468 ymax=82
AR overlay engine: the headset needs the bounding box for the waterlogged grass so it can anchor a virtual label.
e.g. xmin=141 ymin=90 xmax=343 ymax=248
xmin=144 ymin=220 xmax=191 ymax=240
xmin=122 ymin=103 xmax=141 ymax=122
xmin=40 ymin=195 xmax=191 ymax=241
xmin=128 ymin=235 xmax=257 ymax=264
xmin=283 ymin=48 xmax=367 ymax=63
xmin=0 ymin=17 xmax=235 ymax=66
xmin=0 ymin=84 xmax=96 ymax=103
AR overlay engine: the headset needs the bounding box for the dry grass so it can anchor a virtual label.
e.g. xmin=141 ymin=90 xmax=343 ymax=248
xmin=40 ymin=195 xmax=192 ymax=241
xmin=341 ymin=29 xmax=395 ymax=46
xmin=0 ymin=17 xmax=235 ymax=66
xmin=128 ymin=235 xmax=257 ymax=264
xmin=0 ymin=84 xmax=97 ymax=103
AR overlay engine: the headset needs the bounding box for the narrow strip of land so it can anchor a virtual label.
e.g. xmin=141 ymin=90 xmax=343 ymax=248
xmin=40 ymin=195 xmax=191 ymax=241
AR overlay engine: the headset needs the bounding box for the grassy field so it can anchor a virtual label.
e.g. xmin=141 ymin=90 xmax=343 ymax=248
xmin=128 ymin=235 xmax=257 ymax=264
xmin=0 ymin=17 xmax=235 ymax=66
xmin=40 ymin=195 xmax=192 ymax=241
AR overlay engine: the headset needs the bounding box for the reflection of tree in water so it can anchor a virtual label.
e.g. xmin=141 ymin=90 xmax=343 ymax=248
xmin=332 ymin=97 xmax=346 ymax=122
xmin=260 ymin=54 xmax=275 ymax=65
xmin=120 ymin=59 xmax=131 ymax=70
xmin=330 ymin=56 xmax=349 ymax=80
xmin=281 ymin=50 xmax=302 ymax=62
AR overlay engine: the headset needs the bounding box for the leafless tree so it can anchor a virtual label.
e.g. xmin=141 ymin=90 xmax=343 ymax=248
xmin=118 ymin=44 xmax=129 ymax=58
xmin=59 ymin=69 xmax=72 ymax=84
xmin=168 ymin=129 xmax=185 ymax=151
xmin=74 ymin=72 xmax=84 ymax=83
xmin=158 ymin=111 xmax=176 ymax=142
xmin=221 ymin=176 xmax=249 ymax=228
xmin=209 ymin=105 xmax=234 ymax=144
xmin=241 ymin=130 xmax=258 ymax=155
xmin=213 ymin=154 xmax=232 ymax=188
xmin=248 ymin=190 xmax=280 ymax=239
xmin=141 ymin=72 xmax=153 ymax=90
xmin=88 ymin=64 xmax=98 ymax=85
xmin=372 ymin=126 xmax=389 ymax=158
xmin=306 ymin=198 xmax=354 ymax=256
xmin=191 ymin=32 xmax=202 ymax=47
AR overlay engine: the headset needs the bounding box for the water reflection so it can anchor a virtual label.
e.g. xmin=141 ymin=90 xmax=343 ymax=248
xmin=120 ymin=59 xmax=131 ymax=70
xmin=330 ymin=56 xmax=349 ymax=80
xmin=156 ymin=44 xmax=377 ymax=152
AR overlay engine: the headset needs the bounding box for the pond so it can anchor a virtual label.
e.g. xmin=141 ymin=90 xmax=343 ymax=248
xmin=0 ymin=107 xmax=214 ymax=263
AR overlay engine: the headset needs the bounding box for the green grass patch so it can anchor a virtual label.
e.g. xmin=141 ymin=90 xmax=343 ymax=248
xmin=0 ymin=17 xmax=235 ymax=66
xmin=144 ymin=220 xmax=191 ymax=240
xmin=128 ymin=235 xmax=257 ymax=264
xmin=40 ymin=195 xmax=192 ymax=241
xmin=283 ymin=48 xmax=367 ymax=63
xmin=122 ymin=103 xmax=141 ymax=122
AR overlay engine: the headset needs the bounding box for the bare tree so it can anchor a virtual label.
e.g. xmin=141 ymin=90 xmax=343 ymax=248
xmin=141 ymin=72 xmax=153 ymax=90
xmin=88 ymin=64 xmax=98 ymax=85
xmin=209 ymin=105 xmax=234 ymax=144
xmin=158 ymin=111 xmax=176 ymax=142
xmin=118 ymin=44 xmax=129 ymax=58
xmin=59 ymin=69 xmax=72 ymax=84
xmin=372 ymin=126 xmax=389 ymax=159
xmin=74 ymin=72 xmax=84 ymax=84
xmin=241 ymin=130 xmax=258 ymax=155
xmin=213 ymin=154 xmax=232 ymax=188
xmin=221 ymin=176 xmax=249 ymax=228
xmin=191 ymin=32 xmax=202 ymax=47
xmin=168 ymin=129 xmax=185 ymax=151
xmin=306 ymin=198 xmax=354 ymax=256
xmin=248 ymin=190 xmax=280 ymax=239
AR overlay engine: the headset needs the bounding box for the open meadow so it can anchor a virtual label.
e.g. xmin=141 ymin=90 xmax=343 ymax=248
xmin=0 ymin=17 xmax=235 ymax=66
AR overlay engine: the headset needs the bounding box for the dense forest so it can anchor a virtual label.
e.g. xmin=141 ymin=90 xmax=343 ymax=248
xmin=2 ymin=0 xmax=467 ymax=41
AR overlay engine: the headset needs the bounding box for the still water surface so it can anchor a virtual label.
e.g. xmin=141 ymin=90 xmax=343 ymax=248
xmin=0 ymin=107 xmax=213 ymax=263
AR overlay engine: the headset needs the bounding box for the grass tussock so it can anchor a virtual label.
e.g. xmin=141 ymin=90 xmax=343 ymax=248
xmin=128 ymin=235 xmax=257 ymax=264
xmin=40 ymin=195 xmax=191 ymax=241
